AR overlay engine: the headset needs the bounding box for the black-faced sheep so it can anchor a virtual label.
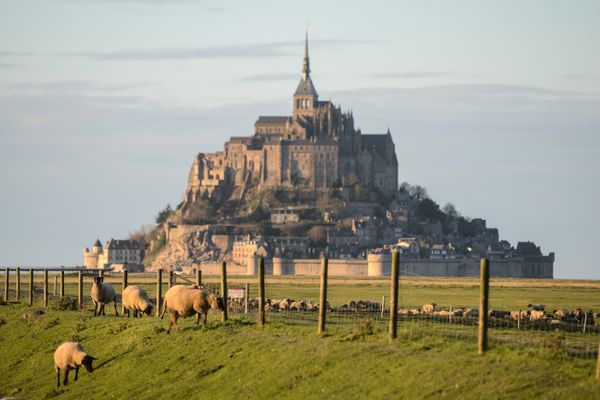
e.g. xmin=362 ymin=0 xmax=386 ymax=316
xmin=122 ymin=285 xmax=153 ymax=317
xmin=53 ymin=342 xmax=96 ymax=387
xmin=159 ymin=285 xmax=225 ymax=334
xmin=91 ymin=276 xmax=118 ymax=316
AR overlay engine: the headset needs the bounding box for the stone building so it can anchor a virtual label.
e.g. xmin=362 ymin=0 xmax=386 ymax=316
xmin=183 ymin=32 xmax=398 ymax=206
xmin=83 ymin=239 xmax=143 ymax=270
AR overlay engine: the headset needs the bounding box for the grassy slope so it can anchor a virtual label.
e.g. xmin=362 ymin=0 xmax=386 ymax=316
xmin=1 ymin=304 xmax=599 ymax=400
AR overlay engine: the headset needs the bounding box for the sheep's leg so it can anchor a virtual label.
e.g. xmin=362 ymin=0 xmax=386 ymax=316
xmin=133 ymin=310 xmax=137 ymax=318
xmin=74 ymin=366 xmax=79 ymax=381
xmin=203 ymin=310 xmax=208 ymax=325
xmin=196 ymin=312 xmax=201 ymax=325
xmin=63 ymin=367 xmax=70 ymax=386
xmin=93 ymin=301 xmax=98 ymax=317
xmin=113 ymin=299 xmax=119 ymax=316
xmin=126 ymin=309 xmax=130 ymax=318
xmin=56 ymin=368 xmax=61 ymax=388
xmin=167 ymin=312 xmax=178 ymax=334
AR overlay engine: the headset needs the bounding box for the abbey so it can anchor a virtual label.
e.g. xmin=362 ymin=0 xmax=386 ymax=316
xmin=184 ymin=33 xmax=398 ymax=206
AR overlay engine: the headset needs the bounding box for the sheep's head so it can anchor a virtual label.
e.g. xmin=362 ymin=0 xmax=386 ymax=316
xmin=93 ymin=276 xmax=103 ymax=287
xmin=81 ymin=355 xmax=96 ymax=373
xmin=143 ymin=304 xmax=154 ymax=316
xmin=207 ymin=294 xmax=225 ymax=311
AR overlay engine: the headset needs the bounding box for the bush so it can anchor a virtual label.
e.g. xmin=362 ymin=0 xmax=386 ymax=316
xmin=51 ymin=296 xmax=78 ymax=311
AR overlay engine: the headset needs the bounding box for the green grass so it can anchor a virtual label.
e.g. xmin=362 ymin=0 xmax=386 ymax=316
xmin=7 ymin=273 xmax=599 ymax=311
xmin=0 ymin=303 xmax=599 ymax=400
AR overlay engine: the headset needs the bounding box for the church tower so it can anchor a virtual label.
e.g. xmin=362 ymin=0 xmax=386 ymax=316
xmin=293 ymin=30 xmax=318 ymax=118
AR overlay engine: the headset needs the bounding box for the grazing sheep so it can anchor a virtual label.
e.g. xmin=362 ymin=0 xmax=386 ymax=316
xmin=289 ymin=301 xmax=307 ymax=311
xmin=279 ymin=298 xmax=293 ymax=311
xmin=410 ymin=308 xmax=422 ymax=315
xmin=553 ymin=309 xmax=571 ymax=320
xmin=53 ymin=342 xmax=96 ymax=388
xmin=529 ymin=309 xmax=546 ymax=322
xmin=422 ymin=303 xmax=437 ymax=314
xmin=488 ymin=310 xmax=511 ymax=319
xmin=527 ymin=303 xmax=545 ymax=312
xmin=463 ymin=308 xmax=479 ymax=318
xmin=91 ymin=276 xmax=118 ymax=316
xmin=585 ymin=312 xmax=595 ymax=326
xmin=160 ymin=285 xmax=225 ymax=333
xmin=435 ymin=310 xmax=452 ymax=317
xmin=122 ymin=285 xmax=153 ymax=318
xmin=450 ymin=309 xmax=464 ymax=317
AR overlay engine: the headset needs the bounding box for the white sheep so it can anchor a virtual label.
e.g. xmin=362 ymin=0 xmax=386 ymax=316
xmin=159 ymin=285 xmax=225 ymax=333
xmin=53 ymin=342 xmax=96 ymax=387
xmin=122 ymin=285 xmax=153 ymax=317
xmin=91 ymin=276 xmax=118 ymax=316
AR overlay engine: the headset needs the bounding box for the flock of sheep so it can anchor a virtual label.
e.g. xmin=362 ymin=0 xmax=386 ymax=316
xmin=252 ymin=298 xmax=598 ymax=330
xmin=53 ymin=278 xmax=225 ymax=387
xmin=36 ymin=277 xmax=600 ymax=389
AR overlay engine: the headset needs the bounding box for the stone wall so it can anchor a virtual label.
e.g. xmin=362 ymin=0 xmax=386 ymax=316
xmin=196 ymin=256 xmax=553 ymax=278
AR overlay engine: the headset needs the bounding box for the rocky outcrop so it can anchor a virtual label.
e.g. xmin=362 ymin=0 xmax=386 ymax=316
xmin=148 ymin=228 xmax=221 ymax=271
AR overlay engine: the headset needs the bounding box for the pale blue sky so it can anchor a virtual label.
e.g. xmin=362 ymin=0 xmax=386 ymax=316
xmin=1 ymin=0 xmax=599 ymax=278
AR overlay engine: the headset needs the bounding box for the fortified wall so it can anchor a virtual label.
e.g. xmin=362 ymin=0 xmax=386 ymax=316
xmin=195 ymin=254 xmax=553 ymax=278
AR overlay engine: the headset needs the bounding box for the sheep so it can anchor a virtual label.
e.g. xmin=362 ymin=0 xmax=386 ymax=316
xmin=527 ymin=303 xmax=545 ymax=312
xmin=463 ymin=308 xmax=479 ymax=318
xmin=553 ymin=309 xmax=571 ymax=321
xmin=159 ymin=285 xmax=225 ymax=334
xmin=410 ymin=308 xmax=423 ymax=315
xmin=122 ymin=285 xmax=153 ymax=318
xmin=435 ymin=310 xmax=452 ymax=317
xmin=529 ymin=309 xmax=546 ymax=322
xmin=450 ymin=309 xmax=464 ymax=318
xmin=488 ymin=310 xmax=510 ymax=319
xmin=53 ymin=342 xmax=96 ymax=388
xmin=510 ymin=310 xmax=530 ymax=321
xmin=279 ymin=298 xmax=293 ymax=311
xmin=422 ymin=303 xmax=437 ymax=314
xmin=289 ymin=301 xmax=307 ymax=311
xmin=91 ymin=276 xmax=118 ymax=316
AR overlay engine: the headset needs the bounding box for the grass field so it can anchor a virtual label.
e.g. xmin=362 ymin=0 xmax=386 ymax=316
xmin=1 ymin=275 xmax=600 ymax=399
xmin=4 ymin=273 xmax=600 ymax=311
xmin=1 ymin=303 xmax=600 ymax=400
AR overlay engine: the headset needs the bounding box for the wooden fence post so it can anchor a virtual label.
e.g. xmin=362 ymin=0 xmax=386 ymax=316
xmin=389 ymin=250 xmax=399 ymax=340
xmin=156 ymin=269 xmax=163 ymax=317
xmin=53 ymin=275 xmax=57 ymax=296
xmin=221 ymin=262 xmax=228 ymax=322
xmin=168 ymin=271 xmax=174 ymax=288
xmin=122 ymin=270 xmax=128 ymax=314
xmin=43 ymin=269 xmax=49 ymax=307
xmin=517 ymin=308 xmax=521 ymax=330
xmin=60 ymin=271 xmax=65 ymax=298
xmin=244 ymin=283 xmax=249 ymax=314
xmin=381 ymin=295 xmax=386 ymax=318
xmin=28 ymin=268 xmax=34 ymax=306
xmin=16 ymin=267 xmax=21 ymax=302
xmin=317 ymin=257 xmax=328 ymax=335
xmin=583 ymin=313 xmax=588 ymax=333
xmin=78 ymin=271 xmax=84 ymax=310
xmin=258 ymin=257 xmax=265 ymax=327
xmin=196 ymin=267 xmax=202 ymax=287
xmin=4 ymin=268 xmax=8 ymax=301
xmin=478 ymin=258 xmax=490 ymax=355
xmin=596 ymin=342 xmax=600 ymax=380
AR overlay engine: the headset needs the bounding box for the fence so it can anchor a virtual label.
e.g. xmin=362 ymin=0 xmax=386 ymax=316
xmin=1 ymin=258 xmax=600 ymax=366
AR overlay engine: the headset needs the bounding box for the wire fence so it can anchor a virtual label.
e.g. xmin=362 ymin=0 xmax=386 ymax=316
xmin=1 ymin=264 xmax=599 ymax=362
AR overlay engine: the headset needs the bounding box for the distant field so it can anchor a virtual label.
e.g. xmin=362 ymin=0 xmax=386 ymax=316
xmin=4 ymin=273 xmax=599 ymax=311
xmin=0 ymin=303 xmax=599 ymax=399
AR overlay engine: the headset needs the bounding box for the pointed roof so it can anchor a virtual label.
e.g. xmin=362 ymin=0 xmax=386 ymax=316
xmin=294 ymin=29 xmax=318 ymax=97
xmin=93 ymin=239 xmax=102 ymax=248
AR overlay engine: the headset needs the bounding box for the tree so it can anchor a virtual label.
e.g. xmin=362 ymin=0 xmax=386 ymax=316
xmin=155 ymin=204 xmax=174 ymax=225
xmin=417 ymin=198 xmax=444 ymax=222
xmin=442 ymin=203 xmax=459 ymax=218
xmin=128 ymin=224 xmax=155 ymax=247
xmin=409 ymin=185 xmax=429 ymax=201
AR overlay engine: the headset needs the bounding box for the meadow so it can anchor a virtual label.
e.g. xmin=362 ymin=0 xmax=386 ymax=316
xmin=1 ymin=274 xmax=599 ymax=399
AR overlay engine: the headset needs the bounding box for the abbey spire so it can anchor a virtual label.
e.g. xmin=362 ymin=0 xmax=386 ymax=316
xmin=294 ymin=29 xmax=318 ymax=117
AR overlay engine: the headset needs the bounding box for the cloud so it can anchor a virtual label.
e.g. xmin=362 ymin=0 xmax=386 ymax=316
xmin=59 ymin=38 xmax=376 ymax=61
xmin=371 ymin=71 xmax=451 ymax=79
xmin=237 ymin=73 xmax=298 ymax=83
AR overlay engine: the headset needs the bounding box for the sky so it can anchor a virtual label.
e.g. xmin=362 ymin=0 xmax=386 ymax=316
xmin=1 ymin=0 xmax=599 ymax=279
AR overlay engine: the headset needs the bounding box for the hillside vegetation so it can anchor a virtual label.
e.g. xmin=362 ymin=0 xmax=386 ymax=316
xmin=0 ymin=303 xmax=599 ymax=399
